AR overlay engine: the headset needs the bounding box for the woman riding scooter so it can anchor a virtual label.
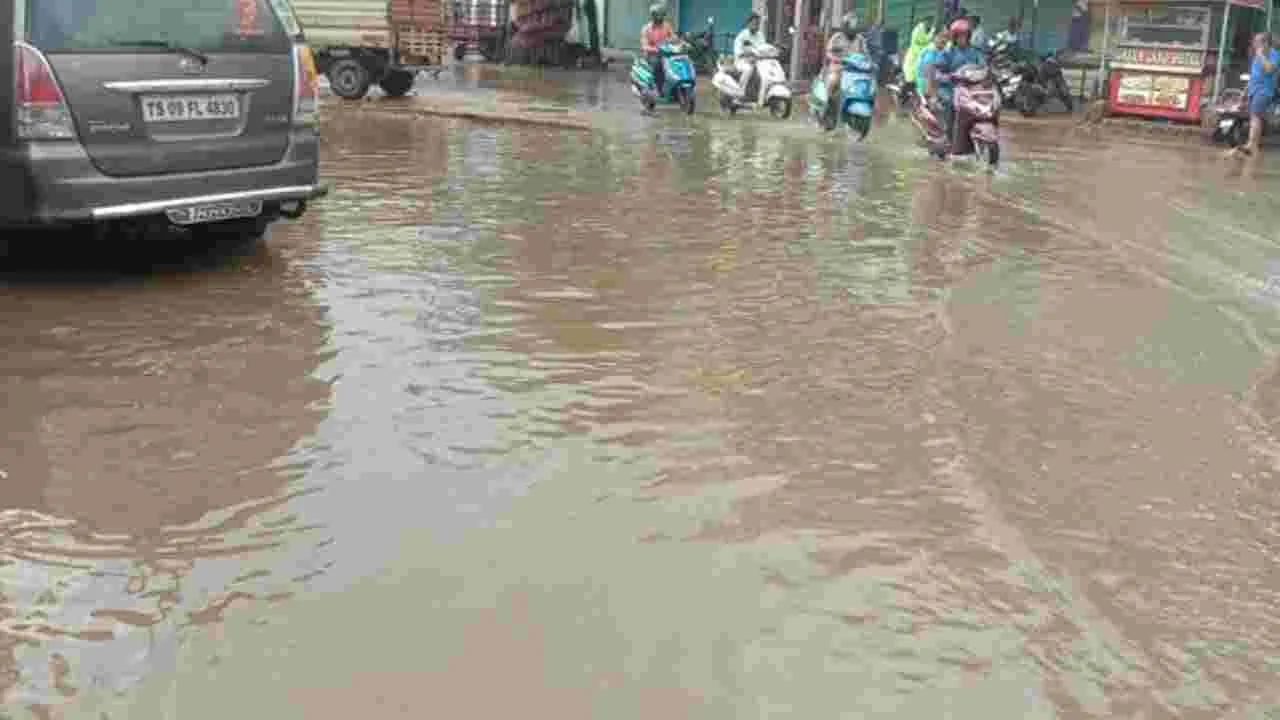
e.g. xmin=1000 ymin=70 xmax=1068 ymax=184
xmin=929 ymin=18 xmax=985 ymax=147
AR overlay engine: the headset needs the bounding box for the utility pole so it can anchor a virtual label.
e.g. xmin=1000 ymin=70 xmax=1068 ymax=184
xmin=789 ymin=0 xmax=813 ymax=82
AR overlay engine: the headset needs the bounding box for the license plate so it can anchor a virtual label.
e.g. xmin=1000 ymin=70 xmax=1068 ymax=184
xmin=141 ymin=94 xmax=241 ymax=123
xmin=1220 ymin=119 xmax=1234 ymax=130
xmin=166 ymin=200 xmax=262 ymax=225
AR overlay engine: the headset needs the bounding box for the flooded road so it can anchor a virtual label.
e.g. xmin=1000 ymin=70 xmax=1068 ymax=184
xmin=3 ymin=68 xmax=1280 ymax=719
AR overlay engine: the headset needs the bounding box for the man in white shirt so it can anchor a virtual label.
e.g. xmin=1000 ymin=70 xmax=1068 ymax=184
xmin=733 ymin=13 xmax=767 ymax=101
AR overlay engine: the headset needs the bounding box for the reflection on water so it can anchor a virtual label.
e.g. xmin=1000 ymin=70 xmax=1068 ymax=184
xmin=0 ymin=230 xmax=333 ymax=714
xmin=4 ymin=83 xmax=1280 ymax=718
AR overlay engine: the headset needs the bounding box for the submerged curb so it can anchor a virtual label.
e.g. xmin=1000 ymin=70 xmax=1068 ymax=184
xmin=322 ymin=96 xmax=594 ymax=132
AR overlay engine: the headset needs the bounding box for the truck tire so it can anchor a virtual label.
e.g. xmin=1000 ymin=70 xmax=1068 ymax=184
xmin=328 ymin=59 xmax=372 ymax=100
xmin=379 ymin=68 xmax=414 ymax=97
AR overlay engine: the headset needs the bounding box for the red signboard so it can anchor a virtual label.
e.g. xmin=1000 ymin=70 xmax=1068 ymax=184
xmin=1108 ymin=69 xmax=1206 ymax=122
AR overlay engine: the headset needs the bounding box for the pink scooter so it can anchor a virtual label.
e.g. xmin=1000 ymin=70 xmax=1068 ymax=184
xmin=910 ymin=64 xmax=1002 ymax=167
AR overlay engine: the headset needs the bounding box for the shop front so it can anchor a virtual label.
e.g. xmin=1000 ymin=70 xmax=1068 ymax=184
xmin=1106 ymin=2 xmax=1217 ymax=121
xmin=1104 ymin=0 xmax=1272 ymax=122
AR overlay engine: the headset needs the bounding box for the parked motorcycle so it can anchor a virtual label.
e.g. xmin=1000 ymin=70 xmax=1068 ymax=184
xmin=712 ymin=41 xmax=793 ymax=118
xmin=682 ymin=17 xmax=719 ymax=75
xmin=631 ymin=39 xmax=698 ymax=114
xmin=883 ymin=59 xmax=918 ymax=114
xmin=809 ymin=50 xmax=878 ymax=138
xmin=988 ymin=40 xmax=1073 ymax=115
xmin=911 ymin=64 xmax=1001 ymax=166
xmin=1212 ymin=72 xmax=1280 ymax=147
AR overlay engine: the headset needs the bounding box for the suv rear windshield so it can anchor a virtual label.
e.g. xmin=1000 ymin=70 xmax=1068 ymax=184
xmin=27 ymin=0 xmax=293 ymax=53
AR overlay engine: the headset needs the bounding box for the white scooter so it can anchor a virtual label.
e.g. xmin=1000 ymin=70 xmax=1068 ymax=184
xmin=711 ymin=41 xmax=793 ymax=119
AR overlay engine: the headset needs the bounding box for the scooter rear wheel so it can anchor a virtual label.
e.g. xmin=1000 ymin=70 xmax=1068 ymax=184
xmin=677 ymin=86 xmax=695 ymax=115
xmin=768 ymin=97 xmax=792 ymax=120
xmin=975 ymin=140 xmax=1000 ymax=168
xmin=849 ymin=114 xmax=871 ymax=140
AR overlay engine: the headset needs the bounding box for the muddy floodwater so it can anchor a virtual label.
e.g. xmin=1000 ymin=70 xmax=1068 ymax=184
xmin=3 ymin=68 xmax=1280 ymax=719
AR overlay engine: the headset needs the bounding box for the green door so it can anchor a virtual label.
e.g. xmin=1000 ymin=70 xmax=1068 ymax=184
xmin=608 ymin=0 xmax=652 ymax=49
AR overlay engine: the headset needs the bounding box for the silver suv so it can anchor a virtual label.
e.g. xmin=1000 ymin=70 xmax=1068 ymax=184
xmin=1 ymin=0 xmax=325 ymax=239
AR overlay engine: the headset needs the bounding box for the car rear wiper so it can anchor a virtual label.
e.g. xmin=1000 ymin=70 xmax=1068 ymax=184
xmin=109 ymin=40 xmax=208 ymax=64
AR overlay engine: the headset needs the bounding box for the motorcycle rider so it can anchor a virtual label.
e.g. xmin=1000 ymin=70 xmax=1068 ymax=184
xmin=969 ymin=14 xmax=989 ymax=50
xmin=919 ymin=28 xmax=950 ymax=131
xmin=733 ymin=12 xmax=768 ymax=102
xmin=822 ymin=12 xmax=877 ymax=124
xmin=918 ymin=28 xmax=948 ymax=95
xmin=641 ymin=4 xmax=674 ymax=96
xmin=996 ymin=16 xmax=1024 ymax=47
xmin=901 ymin=19 xmax=933 ymax=103
xmin=942 ymin=17 xmax=988 ymax=144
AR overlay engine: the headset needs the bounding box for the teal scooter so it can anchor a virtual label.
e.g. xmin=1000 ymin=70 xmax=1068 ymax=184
xmin=630 ymin=39 xmax=698 ymax=114
xmin=809 ymin=50 xmax=877 ymax=139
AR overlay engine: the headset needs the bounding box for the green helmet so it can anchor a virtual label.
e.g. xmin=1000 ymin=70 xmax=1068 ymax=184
xmin=649 ymin=3 xmax=667 ymax=19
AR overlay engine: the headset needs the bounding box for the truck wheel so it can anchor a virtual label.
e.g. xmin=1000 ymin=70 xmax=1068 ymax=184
xmin=379 ymin=68 xmax=414 ymax=98
xmin=328 ymin=59 xmax=372 ymax=100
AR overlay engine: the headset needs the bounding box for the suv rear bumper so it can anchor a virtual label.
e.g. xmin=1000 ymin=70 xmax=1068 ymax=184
xmin=91 ymin=182 xmax=329 ymax=221
xmin=0 ymin=129 xmax=324 ymax=226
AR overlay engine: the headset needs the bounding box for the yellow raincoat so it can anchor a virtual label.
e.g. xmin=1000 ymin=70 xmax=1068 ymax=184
xmin=902 ymin=21 xmax=932 ymax=84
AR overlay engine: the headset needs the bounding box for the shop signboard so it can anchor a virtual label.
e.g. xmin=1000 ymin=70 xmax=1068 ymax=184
xmin=1228 ymin=0 xmax=1264 ymax=8
xmin=1114 ymin=46 xmax=1203 ymax=68
xmin=1115 ymin=71 xmax=1191 ymax=109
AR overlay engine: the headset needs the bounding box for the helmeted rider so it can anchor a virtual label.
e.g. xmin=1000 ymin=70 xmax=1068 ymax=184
xmin=733 ymin=12 xmax=768 ymax=101
xmin=641 ymin=4 xmax=674 ymax=95
xmin=821 ymin=11 xmax=873 ymax=124
xmin=902 ymin=19 xmax=933 ymax=93
xmin=932 ymin=18 xmax=985 ymax=147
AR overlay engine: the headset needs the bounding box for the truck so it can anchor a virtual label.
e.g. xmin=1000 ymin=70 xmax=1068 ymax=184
xmin=291 ymin=0 xmax=448 ymax=100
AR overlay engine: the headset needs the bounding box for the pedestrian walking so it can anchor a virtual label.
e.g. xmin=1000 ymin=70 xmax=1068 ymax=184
xmin=1233 ymin=32 xmax=1279 ymax=157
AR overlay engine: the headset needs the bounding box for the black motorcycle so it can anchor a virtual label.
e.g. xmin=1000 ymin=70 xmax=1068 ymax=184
xmin=883 ymin=58 xmax=917 ymax=113
xmin=681 ymin=19 xmax=718 ymax=75
xmin=1212 ymin=73 xmax=1280 ymax=148
xmin=987 ymin=41 xmax=1073 ymax=116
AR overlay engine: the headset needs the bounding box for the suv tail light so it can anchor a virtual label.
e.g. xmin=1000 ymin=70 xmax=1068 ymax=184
xmin=14 ymin=43 xmax=76 ymax=140
xmin=293 ymin=43 xmax=319 ymax=128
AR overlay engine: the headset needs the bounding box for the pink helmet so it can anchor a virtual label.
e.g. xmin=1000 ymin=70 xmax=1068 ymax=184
xmin=948 ymin=18 xmax=971 ymax=35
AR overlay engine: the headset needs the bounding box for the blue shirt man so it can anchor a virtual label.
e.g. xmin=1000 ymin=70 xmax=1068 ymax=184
xmin=1248 ymin=44 xmax=1280 ymax=109
xmin=917 ymin=35 xmax=947 ymax=97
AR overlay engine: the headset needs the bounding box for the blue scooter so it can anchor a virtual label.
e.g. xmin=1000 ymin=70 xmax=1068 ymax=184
xmin=808 ymin=50 xmax=877 ymax=139
xmin=631 ymin=39 xmax=698 ymax=114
